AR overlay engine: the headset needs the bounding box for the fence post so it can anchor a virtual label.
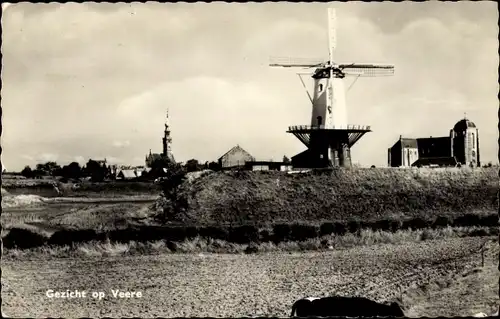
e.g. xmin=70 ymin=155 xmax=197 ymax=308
xmin=481 ymin=245 xmax=485 ymax=268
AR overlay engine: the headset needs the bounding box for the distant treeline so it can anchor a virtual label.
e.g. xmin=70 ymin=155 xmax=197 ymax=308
xmin=18 ymin=157 xmax=222 ymax=183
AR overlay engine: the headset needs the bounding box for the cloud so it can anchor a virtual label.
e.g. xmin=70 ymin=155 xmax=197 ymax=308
xmin=21 ymin=155 xmax=34 ymax=161
xmin=74 ymin=156 xmax=85 ymax=164
xmin=112 ymin=140 xmax=131 ymax=148
xmin=115 ymin=75 xmax=303 ymax=162
xmin=37 ymin=153 xmax=59 ymax=163
xmin=105 ymin=156 xmax=123 ymax=165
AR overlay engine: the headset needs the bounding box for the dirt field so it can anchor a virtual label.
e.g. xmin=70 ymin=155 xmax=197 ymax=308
xmin=2 ymin=237 xmax=495 ymax=318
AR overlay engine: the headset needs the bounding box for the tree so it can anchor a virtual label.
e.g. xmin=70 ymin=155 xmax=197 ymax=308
xmin=36 ymin=161 xmax=61 ymax=176
xmin=147 ymin=156 xmax=173 ymax=179
xmin=21 ymin=166 xmax=34 ymax=178
xmin=84 ymin=159 xmax=106 ymax=182
xmin=61 ymin=162 xmax=82 ymax=179
xmin=185 ymin=159 xmax=201 ymax=173
xmin=159 ymin=162 xmax=188 ymax=221
xmin=283 ymin=155 xmax=291 ymax=164
xmin=208 ymin=161 xmax=221 ymax=171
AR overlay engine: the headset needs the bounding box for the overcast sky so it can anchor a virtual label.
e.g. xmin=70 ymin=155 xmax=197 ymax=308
xmin=1 ymin=2 xmax=498 ymax=171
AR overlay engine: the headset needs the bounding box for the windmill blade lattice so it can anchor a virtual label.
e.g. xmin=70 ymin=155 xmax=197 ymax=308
xmin=269 ymin=56 xmax=326 ymax=68
xmin=341 ymin=64 xmax=395 ymax=77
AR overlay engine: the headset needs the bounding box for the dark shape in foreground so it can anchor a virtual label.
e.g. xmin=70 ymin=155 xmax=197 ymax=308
xmin=3 ymin=228 xmax=48 ymax=249
xmin=290 ymin=296 xmax=405 ymax=318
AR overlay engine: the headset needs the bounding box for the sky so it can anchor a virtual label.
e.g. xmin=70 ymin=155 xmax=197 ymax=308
xmin=1 ymin=2 xmax=498 ymax=171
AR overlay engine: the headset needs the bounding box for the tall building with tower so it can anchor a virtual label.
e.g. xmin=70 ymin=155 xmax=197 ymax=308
xmin=388 ymin=117 xmax=480 ymax=168
xmin=162 ymin=109 xmax=175 ymax=163
xmin=145 ymin=110 xmax=175 ymax=168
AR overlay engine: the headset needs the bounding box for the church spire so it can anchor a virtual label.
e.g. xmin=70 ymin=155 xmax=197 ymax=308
xmin=162 ymin=108 xmax=174 ymax=163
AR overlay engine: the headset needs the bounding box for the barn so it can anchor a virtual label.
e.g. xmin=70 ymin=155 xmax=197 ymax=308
xmin=218 ymin=145 xmax=255 ymax=170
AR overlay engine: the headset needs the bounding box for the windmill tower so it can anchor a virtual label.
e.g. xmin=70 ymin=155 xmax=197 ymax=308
xmin=270 ymin=8 xmax=395 ymax=168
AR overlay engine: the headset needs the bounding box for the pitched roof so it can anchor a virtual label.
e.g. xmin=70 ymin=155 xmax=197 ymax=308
xmin=118 ymin=169 xmax=137 ymax=178
xmin=218 ymin=145 xmax=253 ymax=161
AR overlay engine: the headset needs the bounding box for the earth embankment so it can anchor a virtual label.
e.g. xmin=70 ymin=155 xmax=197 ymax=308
xmin=163 ymin=167 xmax=497 ymax=225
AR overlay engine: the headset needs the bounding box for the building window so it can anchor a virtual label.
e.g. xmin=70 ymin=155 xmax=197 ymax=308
xmin=472 ymin=133 xmax=475 ymax=148
xmin=318 ymin=84 xmax=323 ymax=92
xmin=317 ymin=116 xmax=323 ymax=126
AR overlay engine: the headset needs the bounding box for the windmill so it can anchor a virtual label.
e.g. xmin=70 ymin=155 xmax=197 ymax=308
xmin=269 ymin=8 xmax=394 ymax=168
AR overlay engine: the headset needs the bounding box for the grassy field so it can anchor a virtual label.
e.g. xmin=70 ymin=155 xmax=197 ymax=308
xmin=2 ymin=237 xmax=496 ymax=318
xmin=2 ymin=178 xmax=161 ymax=198
xmin=162 ymin=167 xmax=497 ymax=224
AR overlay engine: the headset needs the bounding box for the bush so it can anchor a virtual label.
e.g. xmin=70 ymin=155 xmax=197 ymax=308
xmin=347 ymin=221 xmax=361 ymax=233
xmin=333 ymin=222 xmax=347 ymax=235
xmin=184 ymin=226 xmax=199 ymax=239
xmin=432 ymin=216 xmax=453 ymax=229
xmin=198 ymin=226 xmax=229 ymax=241
xmin=453 ymin=214 xmax=481 ymax=227
xmin=228 ymin=225 xmax=259 ymax=244
xmin=244 ymin=242 xmax=259 ymax=254
xmin=259 ymin=229 xmax=273 ymax=242
xmin=290 ymin=223 xmax=319 ymax=241
xmin=320 ymin=222 xmax=335 ymax=236
xmin=402 ymin=217 xmax=429 ymax=230
xmin=108 ymin=228 xmax=144 ymax=243
xmin=49 ymin=229 xmax=98 ymax=246
xmin=469 ymin=229 xmax=489 ymax=237
xmin=272 ymin=224 xmax=291 ymax=243
xmin=389 ymin=219 xmax=403 ymax=232
xmin=162 ymin=226 xmax=195 ymax=242
xmin=478 ymin=214 xmax=498 ymax=227
xmin=369 ymin=219 xmax=392 ymax=232
xmin=3 ymin=228 xmax=49 ymax=249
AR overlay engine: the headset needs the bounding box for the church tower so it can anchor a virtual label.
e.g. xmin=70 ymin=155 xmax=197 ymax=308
xmin=162 ymin=109 xmax=175 ymax=163
xmin=450 ymin=116 xmax=479 ymax=167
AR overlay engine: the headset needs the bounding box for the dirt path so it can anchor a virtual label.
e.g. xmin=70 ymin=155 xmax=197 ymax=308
xmin=1 ymin=237 xmax=490 ymax=318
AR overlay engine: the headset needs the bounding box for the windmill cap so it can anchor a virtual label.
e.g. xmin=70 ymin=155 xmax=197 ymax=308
xmin=453 ymin=118 xmax=476 ymax=131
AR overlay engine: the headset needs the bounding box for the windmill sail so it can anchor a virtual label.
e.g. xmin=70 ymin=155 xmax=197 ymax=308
xmin=328 ymin=8 xmax=337 ymax=66
xmin=341 ymin=63 xmax=395 ymax=77
xmin=269 ymin=56 xmax=326 ymax=68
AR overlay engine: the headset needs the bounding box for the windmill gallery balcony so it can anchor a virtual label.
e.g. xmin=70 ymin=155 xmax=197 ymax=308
xmin=287 ymin=124 xmax=372 ymax=148
xmin=287 ymin=124 xmax=371 ymax=132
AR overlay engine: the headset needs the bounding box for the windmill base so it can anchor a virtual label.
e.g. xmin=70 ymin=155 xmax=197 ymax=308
xmin=291 ymin=147 xmax=352 ymax=169
xmin=287 ymin=127 xmax=370 ymax=169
